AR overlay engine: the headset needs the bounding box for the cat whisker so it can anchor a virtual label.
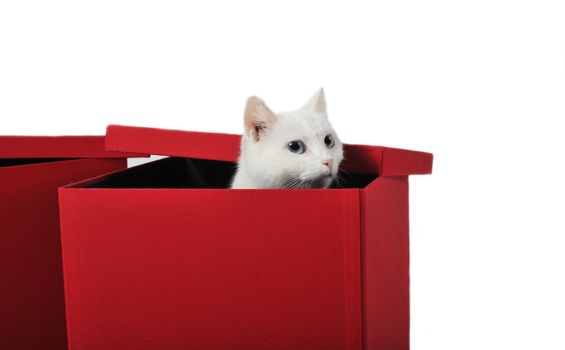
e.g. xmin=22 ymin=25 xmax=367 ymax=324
xmin=281 ymin=178 xmax=301 ymax=189
xmin=281 ymin=178 xmax=303 ymax=189
xmin=280 ymin=178 xmax=294 ymax=188
xmin=293 ymin=179 xmax=304 ymax=189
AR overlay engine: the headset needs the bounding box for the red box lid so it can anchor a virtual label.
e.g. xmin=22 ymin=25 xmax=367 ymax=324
xmin=0 ymin=135 xmax=142 ymax=159
xmin=105 ymin=125 xmax=433 ymax=176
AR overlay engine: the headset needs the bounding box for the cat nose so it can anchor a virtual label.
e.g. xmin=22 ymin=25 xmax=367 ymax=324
xmin=323 ymin=160 xmax=333 ymax=169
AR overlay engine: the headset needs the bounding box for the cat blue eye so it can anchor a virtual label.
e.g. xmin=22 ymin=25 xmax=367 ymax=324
xmin=288 ymin=140 xmax=305 ymax=154
xmin=324 ymin=134 xmax=335 ymax=148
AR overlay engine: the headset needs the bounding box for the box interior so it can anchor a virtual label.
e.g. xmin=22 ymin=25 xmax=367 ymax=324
xmin=0 ymin=158 xmax=75 ymax=168
xmin=82 ymin=157 xmax=377 ymax=189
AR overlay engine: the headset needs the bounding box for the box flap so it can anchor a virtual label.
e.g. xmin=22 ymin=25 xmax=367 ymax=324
xmin=106 ymin=125 xmax=241 ymax=162
xmin=0 ymin=136 xmax=142 ymax=159
xmin=106 ymin=125 xmax=433 ymax=176
xmin=380 ymin=147 xmax=433 ymax=176
xmin=342 ymin=145 xmax=432 ymax=176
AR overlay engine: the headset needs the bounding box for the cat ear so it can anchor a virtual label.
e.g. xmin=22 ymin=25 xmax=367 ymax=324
xmin=301 ymin=87 xmax=326 ymax=113
xmin=244 ymin=96 xmax=277 ymax=142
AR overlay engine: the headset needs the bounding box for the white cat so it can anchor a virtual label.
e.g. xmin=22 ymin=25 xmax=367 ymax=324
xmin=231 ymin=88 xmax=344 ymax=189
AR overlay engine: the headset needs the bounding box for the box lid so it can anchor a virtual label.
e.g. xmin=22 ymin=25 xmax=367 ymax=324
xmin=105 ymin=125 xmax=433 ymax=176
xmin=0 ymin=135 xmax=141 ymax=159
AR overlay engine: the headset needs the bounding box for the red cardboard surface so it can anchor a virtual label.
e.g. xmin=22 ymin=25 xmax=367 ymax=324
xmin=106 ymin=125 xmax=240 ymax=162
xmin=0 ymin=136 xmax=143 ymax=159
xmin=60 ymin=189 xmax=362 ymax=350
xmin=1 ymin=158 xmax=127 ymax=350
xmin=361 ymin=176 xmax=410 ymax=349
xmin=380 ymin=147 xmax=434 ymax=176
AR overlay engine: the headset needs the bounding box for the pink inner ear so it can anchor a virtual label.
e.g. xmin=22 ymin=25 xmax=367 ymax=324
xmin=251 ymin=121 xmax=267 ymax=142
xmin=244 ymin=110 xmax=263 ymax=142
xmin=244 ymin=96 xmax=276 ymax=141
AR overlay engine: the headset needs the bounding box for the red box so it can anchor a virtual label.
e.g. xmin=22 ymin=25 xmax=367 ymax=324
xmin=58 ymin=125 xmax=433 ymax=350
xmin=0 ymin=136 xmax=135 ymax=350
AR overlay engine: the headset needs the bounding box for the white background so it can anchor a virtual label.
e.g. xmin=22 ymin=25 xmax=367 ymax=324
xmin=1 ymin=1 xmax=564 ymax=349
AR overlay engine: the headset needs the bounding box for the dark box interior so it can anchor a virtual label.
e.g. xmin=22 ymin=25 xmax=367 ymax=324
xmin=82 ymin=157 xmax=377 ymax=189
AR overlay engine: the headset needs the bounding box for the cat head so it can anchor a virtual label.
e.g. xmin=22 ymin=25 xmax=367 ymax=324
xmin=239 ymin=88 xmax=343 ymax=188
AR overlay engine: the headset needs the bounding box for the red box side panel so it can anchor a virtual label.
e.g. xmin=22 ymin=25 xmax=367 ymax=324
xmin=59 ymin=189 xmax=362 ymax=350
xmin=0 ymin=158 xmax=126 ymax=350
xmin=360 ymin=177 xmax=410 ymax=350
